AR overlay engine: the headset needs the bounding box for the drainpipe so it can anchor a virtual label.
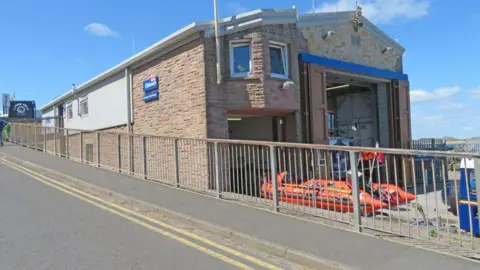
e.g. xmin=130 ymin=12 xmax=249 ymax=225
xmin=213 ymin=0 xmax=222 ymax=84
xmin=125 ymin=68 xmax=132 ymax=133
xmin=125 ymin=67 xmax=133 ymax=173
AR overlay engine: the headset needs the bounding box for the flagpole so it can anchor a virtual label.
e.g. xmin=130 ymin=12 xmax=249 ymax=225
xmin=214 ymin=0 xmax=222 ymax=84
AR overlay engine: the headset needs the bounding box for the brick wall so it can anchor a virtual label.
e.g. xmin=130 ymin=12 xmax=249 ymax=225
xmin=131 ymin=36 xmax=207 ymax=138
xmin=203 ymin=24 xmax=305 ymax=143
xmin=131 ymin=36 xmax=210 ymax=189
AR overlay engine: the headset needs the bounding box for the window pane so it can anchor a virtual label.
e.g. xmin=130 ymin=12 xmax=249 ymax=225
xmin=270 ymin=46 xmax=285 ymax=75
xmin=82 ymin=101 xmax=88 ymax=115
xmin=233 ymin=45 xmax=250 ymax=74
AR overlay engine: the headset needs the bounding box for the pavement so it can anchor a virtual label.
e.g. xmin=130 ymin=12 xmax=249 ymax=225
xmin=0 ymin=162 xmax=242 ymax=270
xmin=1 ymin=144 xmax=480 ymax=270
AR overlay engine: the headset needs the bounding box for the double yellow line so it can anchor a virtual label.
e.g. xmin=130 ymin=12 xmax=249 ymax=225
xmin=0 ymin=158 xmax=282 ymax=270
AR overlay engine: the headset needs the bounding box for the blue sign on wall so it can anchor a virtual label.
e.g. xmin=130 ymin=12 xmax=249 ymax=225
xmin=143 ymin=76 xmax=159 ymax=92
xmin=143 ymin=91 xmax=159 ymax=102
xmin=142 ymin=75 xmax=159 ymax=103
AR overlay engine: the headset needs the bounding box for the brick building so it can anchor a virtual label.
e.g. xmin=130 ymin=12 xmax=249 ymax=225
xmin=41 ymin=8 xmax=411 ymax=150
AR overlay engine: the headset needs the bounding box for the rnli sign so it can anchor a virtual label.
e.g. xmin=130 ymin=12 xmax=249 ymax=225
xmin=143 ymin=75 xmax=159 ymax=92
xmin=142 ymin=75 xmax=159 ymax=102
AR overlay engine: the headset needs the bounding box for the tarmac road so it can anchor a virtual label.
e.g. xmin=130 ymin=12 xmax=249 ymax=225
xmin=0 ymin=162 xmax=268 ymax=270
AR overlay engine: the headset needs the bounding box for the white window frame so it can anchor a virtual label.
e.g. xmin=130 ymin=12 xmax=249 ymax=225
xmin=269 ymin=41 xmax=289 ymax=79
xmin=66 ymin=104 xmax=73 ymax=120
xmin=229 ymin=40 xmax=252 ymax=78
xmin=80 ymin=97 xmax=89 ymax=117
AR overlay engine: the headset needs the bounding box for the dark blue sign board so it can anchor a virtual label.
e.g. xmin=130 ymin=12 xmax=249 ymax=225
xmin=143 ymin=91 xmax=159 ymax=102
xmin=142 ymin=76 xmax=159 ymax=103
xmin=9 ymin=100 xmax=36 ymax=118
xmin=143 ymin=76 xmax=159 ymax=92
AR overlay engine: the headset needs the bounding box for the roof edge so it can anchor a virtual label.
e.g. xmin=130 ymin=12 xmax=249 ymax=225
xmin=40 ymin=9 xmax=300 ymax=111
xmin=41 ymin=8 xmax=405 ymax=110
xmin=40 ymin=22 xmax=204 ymax=111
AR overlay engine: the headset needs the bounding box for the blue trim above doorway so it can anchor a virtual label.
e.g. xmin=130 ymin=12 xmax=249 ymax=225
xmin=299 ymin=53 xmax=408 ymax=81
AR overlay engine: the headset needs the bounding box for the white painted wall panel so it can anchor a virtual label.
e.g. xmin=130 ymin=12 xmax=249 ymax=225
xmin=42 ymin=108 xmax=55 ymax=128
xmin=62 ymin=72 xmax=127 ymax=130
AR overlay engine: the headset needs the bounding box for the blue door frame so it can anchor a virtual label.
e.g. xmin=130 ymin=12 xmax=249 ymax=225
xmin=299 ymin=53 xmax=408 ymax=81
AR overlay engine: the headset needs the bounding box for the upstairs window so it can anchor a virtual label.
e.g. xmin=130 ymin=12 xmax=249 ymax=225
xmin=80 ymin=98 xmax=89 ymax=116
xmin=230 ymin=41 xmax=251 ymax=78
xmin=269 ymin=41 xmax=288 ymax=79
xmin=66 ymin=105 xmax=73 ymax=120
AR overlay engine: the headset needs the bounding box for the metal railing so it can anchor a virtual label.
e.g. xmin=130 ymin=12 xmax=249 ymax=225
xmin=6 ymin=123 xmax=480 ymax=257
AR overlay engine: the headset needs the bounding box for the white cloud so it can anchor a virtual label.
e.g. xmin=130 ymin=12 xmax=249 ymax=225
xmin=84 ymin=23 xmax=120 ymax=38
xmin=464 ymin=126 xmax=475 ymax=131
xmin=439 ymin=103 xmax=464 ymax=110
xmin=227 ymin=3 xmax=248 ymax=14
xmin=470 ymin=86 xmax=480 ymax=98
xmin=314 ymin=0 xmax=430 ymax=24
xmin=423 ymin=115 xmax=444 ymax=122
xmin=410 ymin=86 xmax=460 ymax=103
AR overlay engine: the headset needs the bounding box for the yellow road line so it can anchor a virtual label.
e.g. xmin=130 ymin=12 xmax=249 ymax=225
xmin=0 ymin=160 xmax=255 ymax=270
xmin=0 ymin=158 xmax=283 ymax=270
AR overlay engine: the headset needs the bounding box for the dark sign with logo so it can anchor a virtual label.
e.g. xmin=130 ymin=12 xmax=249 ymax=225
xmin=9 ymin=100 xmax=36 ymax=118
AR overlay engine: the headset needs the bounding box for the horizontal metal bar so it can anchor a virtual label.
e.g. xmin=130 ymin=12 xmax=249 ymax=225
xmin=9 ymin=123 xmax=480 ymax=158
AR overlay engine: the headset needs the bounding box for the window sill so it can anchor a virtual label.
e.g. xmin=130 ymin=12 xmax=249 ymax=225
xmin=269 ymin=74 xmax=290 ymax=81
xmin=228 ymin=75 xmax=260 ymax=81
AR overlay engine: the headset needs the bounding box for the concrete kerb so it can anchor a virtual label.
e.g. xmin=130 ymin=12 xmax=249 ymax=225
xmin=0 ymin=153 xmax=351 ymax=270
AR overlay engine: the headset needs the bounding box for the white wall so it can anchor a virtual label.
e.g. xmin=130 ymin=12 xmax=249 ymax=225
xmin=62 ymin=72 xmax=127 ymax=130
xmin=42 ymin=108 xmax=55 ymax=127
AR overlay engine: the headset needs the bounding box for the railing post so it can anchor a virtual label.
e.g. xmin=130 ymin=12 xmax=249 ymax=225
xmin=43 ymin=127 xmax=46 ymax=152
xmin=53 ymin=127 xmax=57 ymax=155
xmin=117 ymin=134 xmax=121 ymax=172
xmin=34 ymin=125 xmax=37 ymax=149
xmin=270 ymin=145 xmax=279 ymax=212
xmin=128 ymin=134 xmax=132 ymax=174
xmin=26 ymin=125 xmax=29 ymax=147
xmin=141 ymin=136 xmax=147 ymax=179
xmin=349 ymin=151 xmax=362 ymax=232
xmin=65 ymin=129 xmax=69 ymax=158
xmin=80 ymin=131 xmax=84 ymax=163
xmin=475 ymin=158 xmax=480 ymax=227
xmin=214 ymin=142 xmax=222 ymax=198
xmin=20 ymin=125 xmax=23 ymax=146
xmin=174 ymin=139 xmax=180 ymax=187
xmin=96 ymin=132 xmax=100 ymax=167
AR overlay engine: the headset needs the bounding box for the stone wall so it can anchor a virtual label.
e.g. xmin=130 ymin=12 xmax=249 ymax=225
xmin=301 ymin=23 xmax=403 ymax=72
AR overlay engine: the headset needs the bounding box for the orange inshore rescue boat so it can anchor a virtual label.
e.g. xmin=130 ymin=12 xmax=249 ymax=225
xmin=260 ymin=172 xmax=388 ymax=216
xmin=303 ymin=179 xmax=416 ymax=208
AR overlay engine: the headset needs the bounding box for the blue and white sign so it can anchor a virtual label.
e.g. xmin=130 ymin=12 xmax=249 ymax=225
xmin=143 ymin=91 xmax=159 ymax=102
xmin=143 ymin=75 xmax=159 ymax=92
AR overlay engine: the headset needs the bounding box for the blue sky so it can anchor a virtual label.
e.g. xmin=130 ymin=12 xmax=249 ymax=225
xmin=0 ymin=0 xmax=478 ymax=139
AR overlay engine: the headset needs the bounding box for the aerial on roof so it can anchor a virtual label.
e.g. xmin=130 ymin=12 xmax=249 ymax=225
xmin=40 ymin=7 xmax=403 ymax=111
